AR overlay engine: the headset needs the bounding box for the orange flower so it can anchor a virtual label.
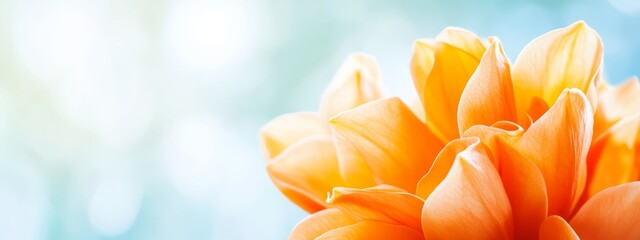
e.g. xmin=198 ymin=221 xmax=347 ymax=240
xmin=261 ymin=21 xmax=640 ymax=239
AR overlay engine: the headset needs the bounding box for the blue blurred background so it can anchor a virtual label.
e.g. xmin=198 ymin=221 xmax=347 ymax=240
xmin=0 ymin=0 xmax=637 ymax=239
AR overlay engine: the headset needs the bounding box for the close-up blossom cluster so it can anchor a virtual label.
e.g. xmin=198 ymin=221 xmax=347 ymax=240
xmin=260 ymin=21 xmax=640 ymax=239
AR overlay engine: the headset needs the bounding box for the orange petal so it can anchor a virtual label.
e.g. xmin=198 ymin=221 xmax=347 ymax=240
xmin=461 ymin=122 xmax=524 ymax=168
xmin=330 ymin=130 xmax=377 ymax=189
xmin=260 ymin=112 xmax=329 ymax=159
xmin=539 ymin=216 xmax=579 ymax=240
xmin=410 ymin=39 xmax=435 ymax=105
xmin=593 ymin=77 xmax=640 ymax=139
xmin=411 ymin=30 xmax=486 ymax=142
xmin=500 ymin=143 xmax=549 ymax=240
xmin=422 ymin=137 xmax=513 ymax=239
xmin=319 ymin=54 xmax=384 ymax=119
xmin=515 ymin=89 xmax=593 ymax=218
xmin=290 ymin=208 xmax=356 ymax=240
xmin=585 ymin=114 xmax=640 ymax=198
xmin=458 ymin=38 xmax=518 ymax=134
xmin=571 ymin=182 xmax=640 ymax=240
xmin=415 ymin=137 xmax=489 ymax=199
xmin=316 ymin=221 xmax=424 ymax=240
xmin=330 ymin=97 xmax=444 ymax=192
xmin=463 ymin=124 xmax=548 ymax=240
xmin=512 ymin=21 xmax=602 ymax=122
xmin=266 ymin=136 xmax=344 ymax=213
xmin=526 ymin=97 xmax=551 ymax=126
xmin=328 ymin=185 xmax=424 ymax=232
xmin=435 ymin=27 xmax=487 ymax=58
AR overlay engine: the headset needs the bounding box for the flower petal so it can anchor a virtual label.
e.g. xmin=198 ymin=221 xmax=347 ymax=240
xmin=290 ymin=208 xmax=356 ymax=240
xmin=435 ymin=27 xmax=487 ymax=58
xmin=461 ymin=121 xmax=524 ymax=169
xmin=330 ymin=130 xmax=377 ymax=189
xmin=512 ymin=21 xmax=602 ymax=122
xmin=593 ymin=77 xmax=640 ymax=139
xmin=328 ymin=185 xmax=424 ymax=232
xmin=500 ymin=143 xmax=549 ymax=240
xmin=415 ymin=137 xmax=490 ymax=199
xmin=571 ymin=182 xmax=640 ymax=240
xmin=316 ymin=221 xmax=424 ymax=240
xmin=330 ymin=97 xmax=444 ymax=192
xmin=539 ymin=216 xmax=579 ymax=240
xmin=458 ymin=38 xmax=518 ymax=135
xmin=410 ymin=39 xmax=435 ymax=104
xmin=319 ymin=54 xmax=384 ymax=119
xmin=266 ymin=135 xmax=344 ymax=213
xmin=260 ymin=112 xmax=329 ymax=159
xmin=410 ymin=39 xmax=436 ymax=104
xmin=463 ymin=124 xmax=548 ymax=240
xmin=585 ymin=115 xmax=640 ymax=198
xmin=411 ymin=31 xmax=486 ymax=142
xmin=515 ymin=89 xmax=593 ymax=218
xmin=422 ymin=137 xmax=513 ymax=239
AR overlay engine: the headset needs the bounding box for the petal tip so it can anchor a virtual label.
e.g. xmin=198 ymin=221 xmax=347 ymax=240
xmin=326 ymin=187 xmax=345 ymax=204
xmin=437 ymin=26 xmax=478 ymax=40
xmin=566 ymin=20 xmax=600 ymax=40
xmin=327 ymin=115 xmax=342 ymax=127
xmin=412 ymin=39 xmax=435 ymax=53
xmin=487 ymin=37 xmax=508 ymax=60
xmin=571 ymin=20 xmax=587 ymax=28
xmin=558 ymin=88 xmax=593 ymax=113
